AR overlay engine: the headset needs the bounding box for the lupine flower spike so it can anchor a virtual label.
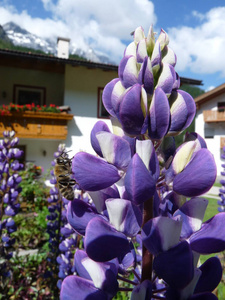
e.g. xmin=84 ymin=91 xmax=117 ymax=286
xmin=0 ymin=130 xmax=23 ymax=288
xmin=60 ymin=26 xmax=225 ymax=300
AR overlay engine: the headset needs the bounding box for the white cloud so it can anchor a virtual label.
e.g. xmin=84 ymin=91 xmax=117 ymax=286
xmin=205 ymin=86 xmax=215 ymax=92
xmin=168 ymin=7 xmax=225 ymax=77
xmin=0 ymin=0 xmax=157 ymax=63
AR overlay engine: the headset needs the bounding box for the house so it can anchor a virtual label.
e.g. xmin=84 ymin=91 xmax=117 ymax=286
xmin=0 ymin=41 xmax=203 ymax=175
xmin=195 ymin=83 xmax=225 ymax=175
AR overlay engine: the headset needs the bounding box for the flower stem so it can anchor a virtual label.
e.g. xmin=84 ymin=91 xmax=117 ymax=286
xmin=141 ymin=196 xmax=153 ymax=282
xmin=118 ymin=287 xmax=134 ymax=292
xmin=117 ymin=275 xmax=138 ymax=286
xmin=132 ymin=268 xmax=141 ymax=282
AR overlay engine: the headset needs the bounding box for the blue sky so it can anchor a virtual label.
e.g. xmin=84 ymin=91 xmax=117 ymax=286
xmin=1 ymin=0 xmax=225 ymax=91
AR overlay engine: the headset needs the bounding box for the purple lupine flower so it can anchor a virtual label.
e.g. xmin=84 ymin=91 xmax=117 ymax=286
xmin=102 ymin=26 xmax=195 ymax=139
xmin=46 ymin=144 xmax=79 ymax=289
xmin=60 ymin=25 xmax=225 ymax=300
xmin=0 ymin=130 xmax=23 ymax=281
xmin=218 ymin=146 xmax=225 ymax=212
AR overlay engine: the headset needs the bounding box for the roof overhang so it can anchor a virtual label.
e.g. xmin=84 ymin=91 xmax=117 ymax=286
xmin=0 ymin=48 xmax=203 ymax=85
xmin=195 ymin=82 xmax=225 ymax=109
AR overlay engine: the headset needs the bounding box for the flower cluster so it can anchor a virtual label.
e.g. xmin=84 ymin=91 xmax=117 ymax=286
xmin=60 ymin=26 xmax=225 ymax=300
xmin=0 ymin=131 xmax=23 ymax=282
xmin=0 ymin=103 xmax=61 ymax=115
xmin=218 ymin=146 xmax=225 ymax=212
xmin=46 ymin=145 xmax=78 ymax=290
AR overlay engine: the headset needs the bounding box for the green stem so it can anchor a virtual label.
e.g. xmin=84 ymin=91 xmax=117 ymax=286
xmin=141 ymin=196 xmax=153 ymax=282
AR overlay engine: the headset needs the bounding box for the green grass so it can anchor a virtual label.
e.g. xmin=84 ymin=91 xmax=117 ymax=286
xmin=199 ymin=196 xmax=225 ymax=299
xmin=203 ymin=196 xmax=219 ymax=222
xmin=200 ymin=196 xmax=219 ymax=264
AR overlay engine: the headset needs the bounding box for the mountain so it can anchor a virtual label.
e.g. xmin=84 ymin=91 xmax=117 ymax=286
xmin=2 ymin=22 xmax=115 ymax=64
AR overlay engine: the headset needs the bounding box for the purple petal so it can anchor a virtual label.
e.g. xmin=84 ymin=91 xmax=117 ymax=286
xmin=119 ymin=55 xmax=138 ymax=88
xmin=190 ymin=293 xmax=218 ymax=300
xmin=90 ymin=121 xmax=111 ymax=157
xmin=162 ymin=46 xmax=177 ymax=67
xmin=190 ymin=212 xmax=225 ymax=254
xmin=173 ymin=149 xmax=217 ymax=197
xmin=88 ymin=185 xmax=120 ymax=213
xmin=153 ymin=241 xmax=194 ymax=289
xmin=133 ymin=26 xmax=145 ymax=43
xmin=67 ymin=199 xmax=98 ymax=235
xmin=168 ymin=90 xmax=196 ymax=135
xmin=142 ymin=216 xmax=182 ymax=256
xmin=82 ymin=258 xmax=118 ymax=297
xmin=148 ymin=87 xmax=170 ymax=140
xmin=151 ymin=40 xmax=161 ymax=69
xmin=96 ymin=132 xmax=131 ymax=169
xmin=156 ymin=63 xmax=176 ymax=95
xmin=85 ymin=217 xmax=130 ymax=262
xmin=136 ymin=40 xmax=147 ymax=63
xmin=124 ymin=154 xmax=156 ymax=205
xmin=72 ymin=152 xmax=121 ymax=191
xmin=105 ymin=198 xmax=142 ymax=237
xmin=173 ymin=197 xmax=208 ymax=239
xmin=102 ymin=78 xmax=123 ymax=118
xmin=131 ymin=280 xmax=152 ymax=299
xmin=119 ymin=84 xmax=147 ymax=135
xmin=136 ymin=139 xmax=160 ymax=182
xmin=194 ymin=257 xmax=222 ymax=294
xmin=138 ymin=56 xmax=154 ymax=94
xmin=73 ymin=250 xmax=92 ymax=280
xmin=119 ymin=250 xmax=135 ymax=272
xmin=184 ymin=132 xmax=207 ymax=149
xmin=60 ymin=275 xmax=108 ymax=300
xmin=159 ymin=136 xmax=176 ymax=163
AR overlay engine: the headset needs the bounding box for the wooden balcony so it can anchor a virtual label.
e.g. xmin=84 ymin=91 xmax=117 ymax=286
xmin=203 ymin=110 xmax=225 ymax=123
xmin=0 ymin=111 xmax=73 ymax=139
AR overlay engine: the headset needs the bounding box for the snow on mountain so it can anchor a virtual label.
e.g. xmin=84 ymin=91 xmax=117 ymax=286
xmin=2 ymin=22 xmax=115 ymax=64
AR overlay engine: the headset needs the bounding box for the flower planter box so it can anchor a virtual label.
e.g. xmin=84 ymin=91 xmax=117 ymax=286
xmin=0 ymin=111 xmax=73 ymax=139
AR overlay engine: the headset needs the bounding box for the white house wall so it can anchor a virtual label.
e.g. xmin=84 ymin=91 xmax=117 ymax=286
xmin=195 ymin=94 xmax=225 ymax=176
xmin=19 ymin=138 xmax=60 ymax=172
xmin=64 ymin=64 xmax=117 ymax=156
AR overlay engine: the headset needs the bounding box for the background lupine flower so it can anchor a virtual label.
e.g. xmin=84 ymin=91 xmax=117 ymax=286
xmin=218 ymin=146 xmax=225 ymax=212
xmin=46 ymin=144 xmax=78 ymax=290
xmin=0 ymin=130 xmax=23 ymax=288
xmin=60 ymin=25 xmax=225 ymax=300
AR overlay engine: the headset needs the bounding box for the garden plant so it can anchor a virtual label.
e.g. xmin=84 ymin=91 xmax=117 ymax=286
xmin=59 ymin=25 xmax=225 ymax=300
xmin=0 ymin=130 xmax=23 ymax=294
xmin=47 ymin=144 xmax=78 ymax=291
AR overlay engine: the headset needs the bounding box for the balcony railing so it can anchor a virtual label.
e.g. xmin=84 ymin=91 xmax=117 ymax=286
xmin=0 ymin=111 xmax=73 ymax=139
xmin=203 ymin=110 xmax=225 ymax=123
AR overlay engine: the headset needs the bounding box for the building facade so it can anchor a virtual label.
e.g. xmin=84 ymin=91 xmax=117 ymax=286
xmin=0 ymin=48 xmax=203 ymax=176
xmin=195 ymin=83 xmax=225 ymax=175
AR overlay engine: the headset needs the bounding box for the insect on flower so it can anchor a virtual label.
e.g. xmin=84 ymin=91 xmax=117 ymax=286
xmin=54 ymin=151 xmax=76 ymax=201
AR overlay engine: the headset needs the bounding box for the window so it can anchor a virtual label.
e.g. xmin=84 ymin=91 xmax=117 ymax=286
xmin=13 ymin=85 xmax=46 ymax=106
xmin=97 ymin=87 xmax=109 ymax=118
xmin=218 ymin=102 xmax=225 ymax=112
xmin=204 ymin=127 xmax=214 ymax=138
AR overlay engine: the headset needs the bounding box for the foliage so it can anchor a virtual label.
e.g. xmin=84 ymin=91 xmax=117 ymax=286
xmin=69 ymin=54 xmax=87 ymax=61
xmin=0 ymin=252 xmax=58 ymax=300
xmin=0 ymin=103 xmax=61 ymax=115
xmin=180 ymin=84 xmax=205 ymax=99
xmin=12 ymin=207 xmax=49 ymax=250
xmin=18 ymin=163 xmax=50 ymax=211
